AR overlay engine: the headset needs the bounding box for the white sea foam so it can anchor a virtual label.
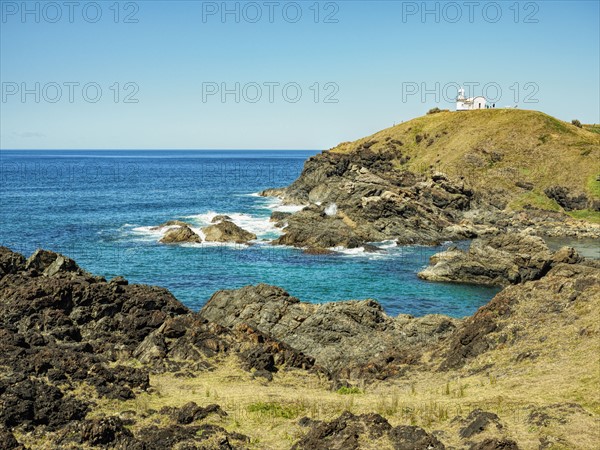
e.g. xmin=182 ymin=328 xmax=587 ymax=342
xmin=377 ymin=240 xmax=398 ymax=249
xmin=324 ymin=203 xmax=338 ymax=216
xmin=184 ymin=211 xmax=281 ymax=240
xmin=328 ymin=245 xmax=391 ymax=260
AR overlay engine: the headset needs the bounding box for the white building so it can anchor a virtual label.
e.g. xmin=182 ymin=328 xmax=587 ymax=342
xmin=456 ymin=87 xmax=486 ymax=111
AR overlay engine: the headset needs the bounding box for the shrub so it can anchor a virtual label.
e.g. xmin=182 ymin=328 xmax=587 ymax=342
xmin=427 ymin=107 xmax=442 ymax=115
xmin=572 ymin=119 xmax=582 ymax=128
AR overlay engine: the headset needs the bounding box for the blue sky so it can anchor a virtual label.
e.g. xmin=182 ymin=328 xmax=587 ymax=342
xmin=1 ymin=0 xmax=599 ymax=149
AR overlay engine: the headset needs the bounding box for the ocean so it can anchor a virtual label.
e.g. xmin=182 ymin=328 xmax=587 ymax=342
xmin=0 ymin=150 xmax=501 ymax=318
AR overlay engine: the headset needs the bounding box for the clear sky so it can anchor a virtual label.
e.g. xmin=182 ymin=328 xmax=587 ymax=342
xmin=1 ymin=0 xmax=598 ymax=149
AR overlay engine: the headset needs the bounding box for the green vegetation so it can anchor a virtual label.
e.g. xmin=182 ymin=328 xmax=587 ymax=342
xmin=587 ymin=174 xmax=600 ymax=198
xmin=583 ymin=124 xmax=600 ymax=134
xmin=247 ymin=401 xmax=304 ymax=419
xmin=572 ymin=119 xmax=582 ymax=128
xmin=567 ymin=210 xmax=600 ymax=224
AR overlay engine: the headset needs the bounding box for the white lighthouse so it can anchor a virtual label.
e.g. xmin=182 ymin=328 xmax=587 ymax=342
xmin=456 ymin=87 xmax=486 ymax=111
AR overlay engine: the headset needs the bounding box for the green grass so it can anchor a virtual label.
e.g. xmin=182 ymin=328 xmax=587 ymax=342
xmin=247 ymin=401 xmax=304 ymax=419
xmin=567 ymin=210 xmax=600 ymax=224
xmin=583 ymin=124 xmax=600 ymax=134
xmin=587 ymin=174 xmax=600 ymax=199
xmin=508 ymin=190 xmax=561 ymax=211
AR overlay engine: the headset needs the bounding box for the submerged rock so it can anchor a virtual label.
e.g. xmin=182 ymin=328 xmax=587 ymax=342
xmin=202 ymin=220 xmax=256 ymax=244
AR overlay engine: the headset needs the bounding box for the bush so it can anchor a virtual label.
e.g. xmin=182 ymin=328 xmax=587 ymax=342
xmin=427 ymin=107 xmax=442 ymax=115
xmin=572 ymin=119 xmax=582 ymax=128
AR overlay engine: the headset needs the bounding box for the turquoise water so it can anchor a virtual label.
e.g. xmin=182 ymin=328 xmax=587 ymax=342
xmin=0 ymin=150 xmax=500 ymax=317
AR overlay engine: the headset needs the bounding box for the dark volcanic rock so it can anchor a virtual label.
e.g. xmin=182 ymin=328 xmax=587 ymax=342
xmin=469 ymin=438 xmax=520 ymax=450
xmin=291 ymin=411 xmax=444 ymax=450
xmin=0 ymin=426 xmax=26 ymax=449
xmin=0 ymin=377 xmax=88 ymax=430
xmin=174 ymin=402 xmax=227 ymax=424
xmin=459 ymin=409 xmax=502 ymax=438
xmin=0 ymin=246 xmax=26 ymax=277
xmin=544 ymin=186 xmax=594 ymax=211
xmin=389 ymin=425 xmax=446 ymax=450
xmin=200 ymin=284 xmax=457 ymax=379
xmin=80 ymin=416 xmax=134 ymax=446
xmin=261 ymin=148 xmax=476 ymax=247
xmin=0 ymin=248 xmax=188 ymax=431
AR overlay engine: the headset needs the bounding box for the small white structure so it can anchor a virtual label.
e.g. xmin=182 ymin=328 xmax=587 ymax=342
xmin=456 ymin=87 xmax=486 ymax=111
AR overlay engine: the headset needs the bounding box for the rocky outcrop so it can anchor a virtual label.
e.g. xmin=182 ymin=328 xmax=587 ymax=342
xmin=260 ymin=120 xmax=600 ymax=247
xmin=544 ymin=186 xmax=598 ymax=211
xmin=200 ymin=284 xmax=458 ymax=379
xmin=439 ymin=262 xmax=600 ymax=370
xmin=0 ymin=247 xmax=194 ymax=438
xmin=418 ymin=233 xmax=585 ymax=286
xmin=261 ymin=149 xmax=476 ymax=248
xmin=292 ymin=411 xmax=445 ymax=450
xmin=202 ymin=220 xmax=257 ymax=244
xmin=159 ymin=224 xmax=202 ymax=244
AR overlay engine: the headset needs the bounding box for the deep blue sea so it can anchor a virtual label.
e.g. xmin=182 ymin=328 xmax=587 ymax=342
xmin=0 ymin=150 xmax=501 ymax=318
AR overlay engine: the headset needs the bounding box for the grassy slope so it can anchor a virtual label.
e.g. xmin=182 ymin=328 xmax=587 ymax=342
xmin=331 ymin=109 xmax=600 ymax=215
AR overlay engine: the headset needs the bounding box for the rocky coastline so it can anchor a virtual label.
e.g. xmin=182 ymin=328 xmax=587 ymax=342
xmin=1 ymin=245 xmax=599 ymax=449
xmin=2 ymin=110 xmax=599 ymax=449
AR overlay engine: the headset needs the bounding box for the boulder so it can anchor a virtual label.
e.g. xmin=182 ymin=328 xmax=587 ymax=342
xmin=418 ymin=233 xmax=556 ymax=286
xmin=159 ymin=225 xmax=201 ymax=244
xmin=25 ymin=249 xmax=82 ymax=277
xmin=201 ymin=220 xmax=256 ymax=244
xmin=211 ymin=214 xmax=232 ymax=223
